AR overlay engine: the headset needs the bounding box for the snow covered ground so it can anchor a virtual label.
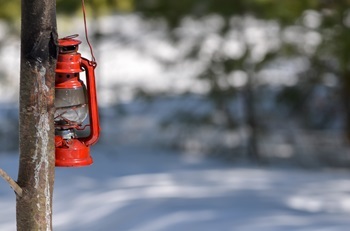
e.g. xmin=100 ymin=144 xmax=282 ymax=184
xmin=1 ymin=145 xmax=350 ymax=231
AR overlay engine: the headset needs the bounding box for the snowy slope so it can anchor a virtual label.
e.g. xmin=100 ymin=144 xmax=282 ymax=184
xmin=1 ymin=146 xmax=350 ymax=231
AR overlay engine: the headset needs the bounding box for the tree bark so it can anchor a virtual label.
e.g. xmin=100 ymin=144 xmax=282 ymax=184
xmin=17 ymin=0 xmax=57 ymax=230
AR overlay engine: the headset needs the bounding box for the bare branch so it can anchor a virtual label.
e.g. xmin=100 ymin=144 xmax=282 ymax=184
xmin=0 ymin=168 xmax=22 ymax=197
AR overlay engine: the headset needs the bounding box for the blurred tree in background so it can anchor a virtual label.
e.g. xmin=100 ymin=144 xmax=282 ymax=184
xmin=133 ymin=0 xmax=323 ymax=162
xmin=131 ymin=0 xmax=350 ymax=163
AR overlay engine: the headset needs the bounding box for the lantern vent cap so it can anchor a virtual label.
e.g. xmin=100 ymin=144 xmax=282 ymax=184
xmin=58 ymin=34 xmax=82 ymax=48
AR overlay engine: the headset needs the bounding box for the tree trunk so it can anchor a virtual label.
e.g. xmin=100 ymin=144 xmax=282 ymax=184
xmin=17 ymin=0 xmax=57 ymax=230
xmin=244 ymin=73 xmax=260 ymax=162
xmin=342 ymin=71 xmax=350 ymax=143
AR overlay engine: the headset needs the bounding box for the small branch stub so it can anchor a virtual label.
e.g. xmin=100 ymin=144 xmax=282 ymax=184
xmin=0 ymin=168 xmax=23 ymax=197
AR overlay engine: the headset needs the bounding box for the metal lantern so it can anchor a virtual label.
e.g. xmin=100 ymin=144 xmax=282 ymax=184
xmin=54 ymin=35 xmax=100 ymax=167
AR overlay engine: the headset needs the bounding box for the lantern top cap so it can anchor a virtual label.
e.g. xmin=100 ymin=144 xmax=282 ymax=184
xmin=58 ymin=34 xmax=82 ymax=47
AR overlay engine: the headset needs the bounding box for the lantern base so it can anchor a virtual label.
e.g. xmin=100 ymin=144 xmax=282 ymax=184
xmin=55 ymin=138 xmax=93 ymax=167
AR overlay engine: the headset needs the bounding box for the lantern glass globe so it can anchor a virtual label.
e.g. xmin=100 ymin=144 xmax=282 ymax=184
xmin=54 ymin=86 xmax=88 ymax=127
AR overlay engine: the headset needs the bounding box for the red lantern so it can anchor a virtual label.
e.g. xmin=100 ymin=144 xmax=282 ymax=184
xmin=54 ymin=35 xmax=100 ymax=167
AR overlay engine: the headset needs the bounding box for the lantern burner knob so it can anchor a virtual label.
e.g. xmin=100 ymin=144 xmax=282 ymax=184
xmin=55 ymin=129 xmax=76 ymax=140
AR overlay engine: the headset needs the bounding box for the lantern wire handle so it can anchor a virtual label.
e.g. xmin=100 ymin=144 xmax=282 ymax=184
xmin=81 ymin=0 xmax=97 ymax=66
